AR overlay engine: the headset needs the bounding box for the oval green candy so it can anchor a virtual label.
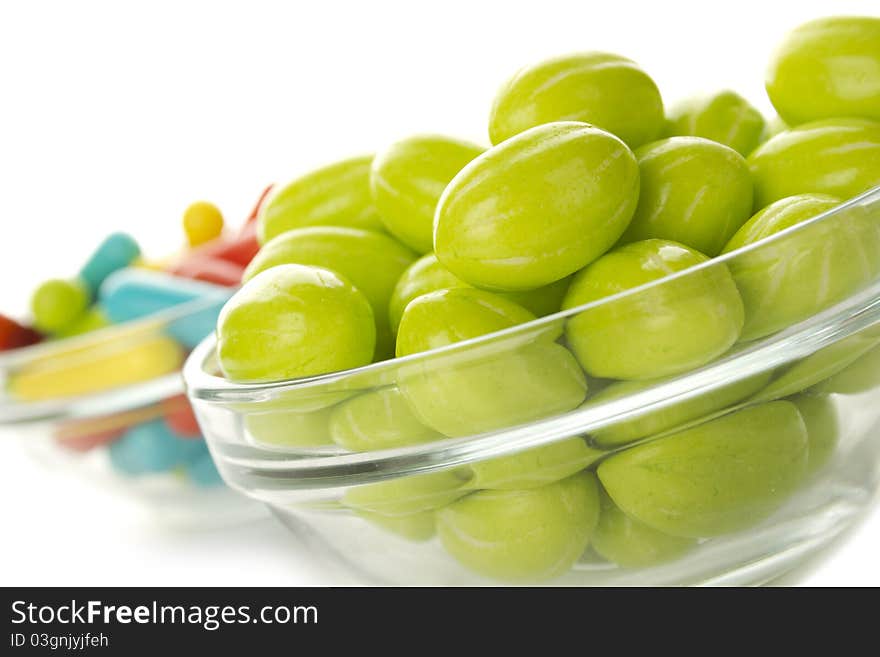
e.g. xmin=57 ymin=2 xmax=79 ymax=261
xmin=489 ymin=52 xmax=664 ymax=148
xmin=435 ymin=121 xmax=639 ymax=291
xmin=664 ymin=90 xmax=766 ymax=157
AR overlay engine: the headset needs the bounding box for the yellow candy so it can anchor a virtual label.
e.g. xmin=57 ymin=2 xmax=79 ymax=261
xmin=9 ymin=334 xmax=184 ymax=401
xmin=183 ymin=201 xmax=224 ymax=247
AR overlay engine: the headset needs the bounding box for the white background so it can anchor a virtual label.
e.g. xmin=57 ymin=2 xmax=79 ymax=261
xmin=1 ymin=0 xmax=878 ymax=586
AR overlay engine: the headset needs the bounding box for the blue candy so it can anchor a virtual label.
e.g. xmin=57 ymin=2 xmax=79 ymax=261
xmin=79 ymin=233 xmax=141 ymax=298
xmin=99 ymin=269 xmax=232 ymax=348
xmin=184 ymin=453 xmax=224 ymax=487
xmin=108 ymin=419 xmax=206 ymax=476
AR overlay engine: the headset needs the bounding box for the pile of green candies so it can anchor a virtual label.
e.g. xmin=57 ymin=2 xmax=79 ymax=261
xmin=215 ymin=16 xmax=880 ymax=581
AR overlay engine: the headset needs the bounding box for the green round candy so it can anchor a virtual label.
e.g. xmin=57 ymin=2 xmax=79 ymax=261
xmin=342 ymin=469 xmax=471 ymax=516
xmin=747 ymin=118 xmax=880 ymax=209
xmin=790 ymin=394 xmax=839 ymax=474
xmin=586 ymin=370 xmax=773 ymax=448
xmin=329 ymin=386 xmax=443 ymax=452
xmin=618 ymin=137 xmax=754 ymax=256
xmin=53 ymin=307 xmax=109 ymax=338
xmin=435 ymin=122 xmax=640 ymax=290
xmin=30 ymin=278 xmax=89 ymax=333
xmin=467 ymin=437 xmax=603 ymax=490
xmin=244 ymin=226 xmax=416 ymax=360
xmin=356 ymin=510 xmax=436 ymax=542
xmin=489 ymin=52 xmax=664 ymax=149
xmin=245 ymin=405 xmax=336 ymax=448
xmin=766 ymin=16 xmax=880 ymax=126
xmin=397 ymin=288 xmax=586 ymax=436
xmin=563 ymin=239 xmax=744 ymax=380
xmin=722 ymin=194 xmax=880 ymax=340
xmin=370 ymin=135 xmax=484 ymax=253
xmin=598 ymin=401 xmax=809 ymax=538
xmin=663 ymin=90 xmax=766 ymax=157
xmin=436 ymin=472 xmax=600 ymax=581
xmin=258 ymin=155 xmax=384 ymax=244
xmin=388 ymin=254 xmax=570 ymax=332
xmin=812 ymin=343 xmax=880 ymax=395
xmin=592 ymin=488 xmax=694 ymax=568
xmin=753 ymin=330 xmax=880 ymax=402
xmin=217 ymin=264 xmax=375 ymax=382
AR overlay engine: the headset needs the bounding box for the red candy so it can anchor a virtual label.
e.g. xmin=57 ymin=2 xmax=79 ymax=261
xmin=55 ymin=426 xmax=125 ymax=452
xmin=193 ymin=220 xmax=259 ymax=267
xmin=0 ymin=314 xmax=42 ymax=351
xmin=246 ymin=184 xmax=274 ymax=224
xmin=170 ymin=255 xmax=244 ymax=287
xmin=163 ymin=395 xmax=202 ymax=438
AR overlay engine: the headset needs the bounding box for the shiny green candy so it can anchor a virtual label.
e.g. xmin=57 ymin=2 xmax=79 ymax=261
xmin=30 ymin=278 xmax=89 ymax=334
xmin=598 ymin=402 xmax=809 ymax=538
xmin=217 ymin=264 xmax=375 ymax=383
xmin=467 ymin=437 xmax=602 ymax=490
xmin=592 ymin=489 xmax=695 ymax=568
xmin=664 ymin=90 xmax=766 ymax=156
xmin=370 ymin=135 xmax=484 ymax=253
xmin=748 ymin=118 xmax=880 ymax=209
xmin=396 ymin=288 xmax=586 ymax=437
xmin=723 ymin=194 xmax=880 ymax=340
xmin=489 ymin=52 xmax=664 ymax=148
xmin=766 ymin=16 xmax=880 ymax=126
xmin=342 ymin=469 xmax=471 ymax=516
xmin=563 ymin=239 xmax=744 ymax=380
xmin=585 ymin=370 xmax=773 ymax=448
xmin=245 ymin=406 xmax=335 ymax=448
xmin=388 ymin=253 xmax=570 ymax=332
xmin=329 ymin=386 xmax=443 ymax=452
xmin=435 ymin=121 xmax=640 ymax=290
xmin=812 ymin=343 xmax=880 ymax=395
xmin=790 ymin=394 xmax=839 ymax=475
xmin=436 ymin=472 xmax=600 ymax=581
xmin=258 ymin=155 xmax=384 ymax=244
xmin=244 ymin=226 xmax=416 ymax=360
xmin=619 ymin=137 xmax=754 ymax=256
xmin=357 ymin=510 xmax=436 ymax=542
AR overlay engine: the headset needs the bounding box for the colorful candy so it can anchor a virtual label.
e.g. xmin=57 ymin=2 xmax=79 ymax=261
xmin=78 ymin=232 xmax=141 ymax=297
xmin=182 ymin=201 xmax=224 ymax=247
xmin=0 ymin=313 xmax=42 ymax=351
xmin=30 ymin=278 xmax=90 ymax=333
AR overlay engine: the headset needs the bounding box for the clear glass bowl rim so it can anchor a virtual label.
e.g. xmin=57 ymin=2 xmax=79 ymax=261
xmin=182 ymin=185 xmax=880 ymax=489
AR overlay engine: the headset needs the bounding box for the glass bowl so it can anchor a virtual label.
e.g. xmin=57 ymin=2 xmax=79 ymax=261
xmin=0 ymin=296 xmax=258 ymax=527
xmin=185 ymin=185 xmax=880 ymax=584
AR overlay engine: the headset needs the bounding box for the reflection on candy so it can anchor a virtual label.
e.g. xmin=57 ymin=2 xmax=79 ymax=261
xmin=245 ymin=406 xmax=336 ymax=448
xmin=9 ymin=334 xmax=183 ymax=401
xmin=357 ymin=510 xmax=436 ymax=542
xmin=162 ymin=395 xmax=202 ymax=438
xmin=184 ymin=452 xmax=224 ymax=487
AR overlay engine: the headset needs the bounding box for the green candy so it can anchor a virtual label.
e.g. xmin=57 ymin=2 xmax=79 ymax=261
xmin=217 ymin=264 xmax=375 ymax=383
xmin=812 ymin=343 xmax=880 ymax=395
xmin=618 ymin=137 xmax=754 ymax=256
xmin=563 ymin=239 xmax=744 ymax=380
xmin=30 ymin=278 xmax=90 ymax=334
xmin=585 ymin=370 xmax=773 ymax=448
xmin=467 ymin=437 xmax=603 ymax=490
xmin=244 ymin=227 xmax=417 ymax=360
xmin=53 ymin=307 xmax=109 ymax=338
xmin=436 ymin=472 xmax=600 ymax=581
xmin=747 ymin=118 xmax=880 ymax=209
xmin=489 ymin=52 xmax=664 ymax=149
xmin=592 ymin=488 xmax=694 ymax=568
xmin=790 ymin=394 xmax=839 ymax=474
xmin=663 ymin=90 xmax=766 ymax=157
xmin=397 ymin=288 xmax=586 ymax=437
xmin=388 ymin=254 xmax=571 ymax=332
xmin=342 ymin=469 xmax=471 ymax=516
xmin=766 ymin=16 xmax=880 ymax=126
xmin=435 ymin=122 xmax=640 ymax=291
xmin=753 ymin=330 xmax=880 ymax=402
xmin=329 ymin=386 xmax=443 ymax=452
xmin=723 ymin=194 xmax=880 ymax=340
xmin=245 ymin=405 xmax=336 ymax=448
xmin=370 ymin=135 xmax=484 ymax=253
xmin=598 ymin=402 xmax=809 ymax=538
xmin=357 ymin=510 xmax=436 ymax=542
xmin=258 ymin=155 xmax=384 ymax=244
